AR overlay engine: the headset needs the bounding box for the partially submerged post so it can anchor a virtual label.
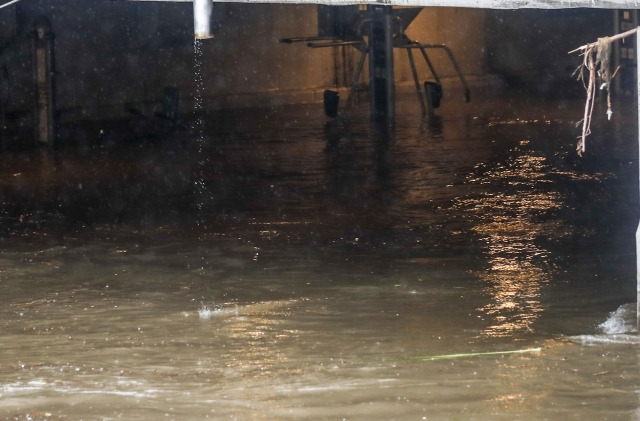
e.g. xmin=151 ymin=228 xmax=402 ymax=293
xmin=34 ymin=17 xmax=56 ymax=146
xmin=368 ymin=5 xmax=394 ymax=122
xmin=636 ymin=40 xmax=640 ymax=331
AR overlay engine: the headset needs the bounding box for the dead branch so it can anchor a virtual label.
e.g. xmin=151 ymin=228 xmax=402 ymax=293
xmin=569 ymin=26 xmax=640 ymax=54
xmin=570 ymin=26 xmax=639 ymax=156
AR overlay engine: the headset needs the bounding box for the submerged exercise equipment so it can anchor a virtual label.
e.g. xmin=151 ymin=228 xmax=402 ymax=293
xmin=280 ymin=7 xmax=470 ymax=120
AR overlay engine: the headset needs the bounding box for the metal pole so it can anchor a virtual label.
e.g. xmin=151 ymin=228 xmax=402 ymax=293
xmin=407 ymin=48 xmax=426 ymax=115
xmin=368 ymin=5 xmax=394 ymax=122
xmin=343 ymin=49 xmax=368 ymax=115
xmin=193 ymin=0 xmax=213 ymax=39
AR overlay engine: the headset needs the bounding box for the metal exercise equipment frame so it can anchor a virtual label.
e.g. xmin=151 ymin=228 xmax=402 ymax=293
xmin=280 ymin=7 xmax=470 ymax=119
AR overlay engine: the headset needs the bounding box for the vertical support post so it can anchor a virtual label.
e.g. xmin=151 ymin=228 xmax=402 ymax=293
xmin=34 ymin=17 xmax=55 ymax=147
xmin=637 ymin=28 xmax=640 ymax=331
xmin=613 ymin=10 xmax=621 ymax=94
xmin=368 ymin=5 xmax=394 ymax=122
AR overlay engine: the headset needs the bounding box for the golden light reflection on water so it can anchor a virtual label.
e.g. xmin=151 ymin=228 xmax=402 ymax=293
xmin=484 ymin=337 xmax=569 ymax=414
xmin=210 ymin=300 xmax=299 ymax=377
xmin=461 ymin=150 xmax=563 ymax=338
xmin=475 ymin=257 xmax=549 ymax=337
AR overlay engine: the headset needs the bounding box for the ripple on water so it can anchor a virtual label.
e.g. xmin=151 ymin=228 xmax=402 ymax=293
xmin=197 ymin=299 xmax=298 ymax=320
xmin=198 ymin=304 xmax=239 ymax=320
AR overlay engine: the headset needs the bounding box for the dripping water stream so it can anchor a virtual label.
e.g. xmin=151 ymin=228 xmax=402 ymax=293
xmin=193 ymin=39 xmax=208 ymax=228
xmin=193 ymin=39 xmax=211 ymax=276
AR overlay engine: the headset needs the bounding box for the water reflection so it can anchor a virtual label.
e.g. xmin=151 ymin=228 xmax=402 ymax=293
xmin=421 ymin=114 xmax=443 ymax=139
xmin=322 ymin=120 xmax=398 ymax=216
xmin=0 ymin=94 xmax=638 ymax=420
xmin=459 ymin=145 xmax=563 ymax=337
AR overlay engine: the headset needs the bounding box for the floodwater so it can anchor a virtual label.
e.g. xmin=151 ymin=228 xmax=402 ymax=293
xmin=0 ymin=89 xmax=639 ymax=420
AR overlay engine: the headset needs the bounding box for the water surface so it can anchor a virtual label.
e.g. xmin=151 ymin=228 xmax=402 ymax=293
xmin=0 ymin=91 xmax=638 ymax=420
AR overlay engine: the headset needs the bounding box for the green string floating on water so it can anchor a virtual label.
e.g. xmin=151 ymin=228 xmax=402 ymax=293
xmin=419 ymin=347 xmax=542 ymax=361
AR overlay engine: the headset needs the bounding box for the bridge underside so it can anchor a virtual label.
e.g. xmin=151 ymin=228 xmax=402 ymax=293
xmin=114 ymin=0 xmax=640 ymax=10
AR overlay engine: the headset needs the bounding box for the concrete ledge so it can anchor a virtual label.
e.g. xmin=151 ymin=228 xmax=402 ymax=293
xmin=55 ymin=73 xmax=505 ymax=122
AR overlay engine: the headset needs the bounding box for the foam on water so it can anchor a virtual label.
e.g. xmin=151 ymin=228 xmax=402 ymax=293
xmin=197 ymin=299 xmax=298 ymax=320
xmin=1 ymin=380 xmax=158 ymax=399
xmin=574 ymin=303 xmax=640 ymax=345
xmin=599 ymin=303 xmax=637 ymax=335
xmin=198 ymin=304 xmax=239 ymax=320
xmin=575 ymin=333 xmax=640 ymax=345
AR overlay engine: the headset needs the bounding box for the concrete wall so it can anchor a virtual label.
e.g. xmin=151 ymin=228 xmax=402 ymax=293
xmin=198 ymin=3 xmax=338 ymax=106
xmin=397 ymin=8 xmax=488 ymax=84
xmin=0 ymin=1 xmax=618 ymax=128
xmin=0 ymin=1 xmax=328 ymax=121
xmin=0 ymin=1 xmax=489 ymax=122
xmin=485 ymin=9 xmax=614 ymax=95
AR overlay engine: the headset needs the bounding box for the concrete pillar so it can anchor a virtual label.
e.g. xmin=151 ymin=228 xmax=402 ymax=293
xmin=368 ymin=5 xmax=394 ymax=122
xmin=636 ymin=35 xmax=640 ymax=331
xmin=34 ymin=17 xmax=56 ymax=146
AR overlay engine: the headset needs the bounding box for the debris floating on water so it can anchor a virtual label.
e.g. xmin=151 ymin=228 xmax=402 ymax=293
xmin=420 ymin=347 xmax=542 ymax=361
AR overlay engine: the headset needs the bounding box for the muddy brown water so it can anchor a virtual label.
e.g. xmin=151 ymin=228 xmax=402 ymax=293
xmin=0 ymin=91 xmax=639 ymax=420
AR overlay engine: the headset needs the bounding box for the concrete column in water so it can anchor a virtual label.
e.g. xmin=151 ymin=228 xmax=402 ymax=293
xmin=34 ymin=17 xmax=56 ymax=146
xmin=194 ymin=0 xmax=213 ymax=39
xmin=368 ymin=5 xmax=394 ymax=121
xmin=636 ymin=30 xmax=640 ymax=331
